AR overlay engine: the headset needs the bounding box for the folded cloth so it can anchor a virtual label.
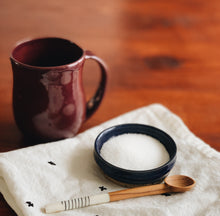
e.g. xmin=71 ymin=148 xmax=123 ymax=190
xmin=0 ymin=104 xmax=220 ymax=216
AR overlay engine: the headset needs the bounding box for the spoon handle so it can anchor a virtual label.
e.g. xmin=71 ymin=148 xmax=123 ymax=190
xmin=109 ymin=183 xmax=170 ymax=202
xmin=45 ymin=184 xmax=171 ymax=213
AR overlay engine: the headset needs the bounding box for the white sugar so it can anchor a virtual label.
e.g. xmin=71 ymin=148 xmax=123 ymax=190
xmin=100 ymin=133 xmax=170 ymax=171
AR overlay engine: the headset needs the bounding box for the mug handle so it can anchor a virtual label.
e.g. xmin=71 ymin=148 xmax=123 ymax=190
xmin=84 ymin=50 xmax=108 ymax=120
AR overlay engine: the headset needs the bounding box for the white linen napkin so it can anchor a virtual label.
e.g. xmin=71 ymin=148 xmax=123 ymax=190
xmin=0 ymin=104 xmax=219 ymax=216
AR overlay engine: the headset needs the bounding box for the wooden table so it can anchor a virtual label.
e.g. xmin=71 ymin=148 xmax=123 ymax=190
xmin=0 ymin=0 xmax=219 ymax=214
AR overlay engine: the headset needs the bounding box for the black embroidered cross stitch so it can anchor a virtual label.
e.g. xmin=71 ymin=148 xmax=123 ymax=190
xmin=99 ymin=186 xmax=107 ymax=191
xmin=26 ymin=201 xmax=34 ymax=207
xmin=162 ymin=193 xmax=172 ymax=196
xmin=48 ymin=161 xmax=56 ymax=166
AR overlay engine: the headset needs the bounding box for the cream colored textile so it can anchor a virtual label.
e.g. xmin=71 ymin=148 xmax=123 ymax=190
xmin=0 ymin=104 xmax=219 ymax=216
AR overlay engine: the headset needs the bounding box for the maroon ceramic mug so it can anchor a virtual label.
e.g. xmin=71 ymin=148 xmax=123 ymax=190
xmin=10 ymin=37 xmax=107 ymax=142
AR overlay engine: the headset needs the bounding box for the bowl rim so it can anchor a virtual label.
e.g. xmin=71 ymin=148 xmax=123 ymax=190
xmin=94 ymin=123 xmax=177 ymax=174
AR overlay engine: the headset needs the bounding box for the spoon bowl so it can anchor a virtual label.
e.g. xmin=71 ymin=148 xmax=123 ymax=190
xmin=165 ymin=175 xmax=196 ymax=192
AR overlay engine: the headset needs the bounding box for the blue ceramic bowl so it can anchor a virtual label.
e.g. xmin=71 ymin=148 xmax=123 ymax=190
xmin=94 ymin=124 xmax=177 ymax=187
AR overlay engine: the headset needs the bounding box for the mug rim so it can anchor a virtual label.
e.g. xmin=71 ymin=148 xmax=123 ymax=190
xmin=10 ymin=37 xmax=85 ymax=70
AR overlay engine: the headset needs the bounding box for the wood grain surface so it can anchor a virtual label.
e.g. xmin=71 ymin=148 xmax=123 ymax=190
xmin=109 ymin=184 xmax=168 ymax=202
xmin=0 ymin=0 xmax=220 ymax=215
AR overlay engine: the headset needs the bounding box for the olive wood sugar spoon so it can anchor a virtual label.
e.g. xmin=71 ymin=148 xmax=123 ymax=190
xmin=45 ymin=175 xmax=195 ymax=214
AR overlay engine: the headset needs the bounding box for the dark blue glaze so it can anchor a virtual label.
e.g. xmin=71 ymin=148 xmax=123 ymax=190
xmin=94 ymin=124 xmax=177 ymax=186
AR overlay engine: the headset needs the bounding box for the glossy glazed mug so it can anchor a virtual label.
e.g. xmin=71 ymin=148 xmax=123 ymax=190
xmin=10 ymin=37 xmax=107 ymax=142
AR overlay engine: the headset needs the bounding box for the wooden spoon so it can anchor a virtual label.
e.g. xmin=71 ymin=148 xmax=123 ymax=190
xmin=109 ymin=175 xmax=196 ymax=201
xmin=45 ymin=175 xmax=195 ymax=213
